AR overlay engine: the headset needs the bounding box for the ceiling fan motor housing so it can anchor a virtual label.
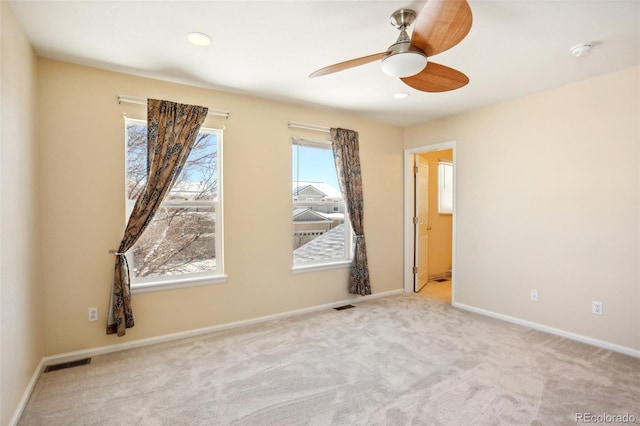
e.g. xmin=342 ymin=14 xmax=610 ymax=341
xmin=390 ymin=9 xmax=417 ymax=29
xmin=381 ymin=9 xmax=428 ymax=78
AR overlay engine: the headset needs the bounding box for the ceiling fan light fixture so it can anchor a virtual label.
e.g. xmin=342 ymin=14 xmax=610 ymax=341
xmin=381 ymin=44 xmax=427 ymax=78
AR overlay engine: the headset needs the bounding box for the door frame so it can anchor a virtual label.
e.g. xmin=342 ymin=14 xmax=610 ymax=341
xmin=403 ymin=141 xmax=457 ymax=301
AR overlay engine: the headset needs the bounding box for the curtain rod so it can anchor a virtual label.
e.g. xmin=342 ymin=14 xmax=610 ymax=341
xmin=288 ymin=121 xmax=331 ymax=133
xmin=117 ymin=95 xmax=230 ymax=119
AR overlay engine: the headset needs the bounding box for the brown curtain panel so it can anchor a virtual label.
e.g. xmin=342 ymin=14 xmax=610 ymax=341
xmin=108 ymin=99 xmax=208 ymax=336
xmin=330 ymin=128 xmax=371 ymax=295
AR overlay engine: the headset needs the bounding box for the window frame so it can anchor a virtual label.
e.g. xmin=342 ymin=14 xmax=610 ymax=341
xmin=123 ymin=118 xmax=226 ymax=293
xmin=291 ymin=138 xmax=353 ymax=272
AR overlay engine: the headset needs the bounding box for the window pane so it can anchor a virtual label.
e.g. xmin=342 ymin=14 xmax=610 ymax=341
xmin=292 ymin=143 xmax=351 ymax=265
xmin=130 ymin=206 xmax=216 ymax=278
xmin=124 ymin=118 xmax=222 ymax=283
xmin=168 ymin=133 xmax=218 ymax=201
xmin=438 ymin=162 xmax=453 ymax=214
xmin=126 ymin=123 xmax=147 ymax=201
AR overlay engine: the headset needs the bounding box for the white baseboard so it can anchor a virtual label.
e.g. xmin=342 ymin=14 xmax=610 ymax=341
xmin=453 ymin=302 xmax=640 ymax=359
xmin=9 ymin=358 xmax=45 ymax=426
xmin=41 ymin=288 xmax=403 ymax=366
xmin=10 ymin=288 xmax=403 ymax=425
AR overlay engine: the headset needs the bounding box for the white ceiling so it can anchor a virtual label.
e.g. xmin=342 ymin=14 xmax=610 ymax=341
xmin=9 ymin=0 xmax=640 ymax=127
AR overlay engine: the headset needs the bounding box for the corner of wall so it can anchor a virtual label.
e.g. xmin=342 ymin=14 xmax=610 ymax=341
xmin=1 ymin=2 xmax=43 ymax=424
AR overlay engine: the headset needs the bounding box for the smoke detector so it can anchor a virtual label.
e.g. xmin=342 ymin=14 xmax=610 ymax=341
xmin=570 ymin=43 xmax=592 ymax=57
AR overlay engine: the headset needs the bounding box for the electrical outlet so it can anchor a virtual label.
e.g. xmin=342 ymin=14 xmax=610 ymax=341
xmin=88 ymin=307 xmax=98 ymax=322
xmin=592 ymin=301 xmax=603 ymax=315
xmin=530 ymin=289 xmax=539 ymax=302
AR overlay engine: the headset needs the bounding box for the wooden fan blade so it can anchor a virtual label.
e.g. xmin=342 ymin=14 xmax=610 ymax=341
xmin=309 ymin=52 xmax=387 ymax=78
xmin=411 ymin=0 xmax=472 ymax=57
xmin=401 ymin=62 xmax=469 ymax=92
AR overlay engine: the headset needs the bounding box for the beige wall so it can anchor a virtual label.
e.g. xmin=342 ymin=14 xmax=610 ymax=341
xmin=405 ymin=66 xmax=640 ymax=350
xmin=37 ymin=59 xmax=404 ymax=356
xmin=0 ymin=3 xmax=42 ymax=424
xmin=417 ymin=150 xmax=453 ymax=278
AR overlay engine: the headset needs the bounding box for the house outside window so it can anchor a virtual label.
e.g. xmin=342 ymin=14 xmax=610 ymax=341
xmin=292 ymin=139 xmax=352 ymax=270
xmin=124 ymin=118 xmax=224 ymax=290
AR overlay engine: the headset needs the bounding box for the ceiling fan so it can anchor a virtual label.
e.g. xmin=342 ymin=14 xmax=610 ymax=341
xmin=309 ymin=0 xmax=472 ymax=93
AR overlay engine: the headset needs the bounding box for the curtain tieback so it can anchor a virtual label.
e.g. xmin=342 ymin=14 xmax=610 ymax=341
xmin=114 ymin=252 xmax=132 ymax=293
xmin=354 ymin=234 xmax=365 ymax=240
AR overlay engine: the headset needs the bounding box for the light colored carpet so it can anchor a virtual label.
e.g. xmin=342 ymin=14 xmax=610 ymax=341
xmin=19 ymin=294 xmax=640 ymax=425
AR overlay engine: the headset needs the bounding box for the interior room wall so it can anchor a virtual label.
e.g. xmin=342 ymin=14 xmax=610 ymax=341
xmin=37 ymin=59 xmax=405 ymax=356
xmin=405 ymin=66 xmax=640 ymax=351
xmin=417 ymin=150 xmax=453 ymax=279
xmin=0 ymin=3 xmax=41 ymax=425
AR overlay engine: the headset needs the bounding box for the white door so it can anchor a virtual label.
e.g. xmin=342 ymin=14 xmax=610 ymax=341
xmin=414 ymin=156 xmax=430 ymax=292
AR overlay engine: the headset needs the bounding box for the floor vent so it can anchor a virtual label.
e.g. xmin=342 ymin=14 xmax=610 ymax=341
xmin=44 ymin=358 xmax=91 ymax=373
xmin=333 ymin=304 xmax=355 ymax=311
xmin=433 ymin=278 xmax=449 ymax=282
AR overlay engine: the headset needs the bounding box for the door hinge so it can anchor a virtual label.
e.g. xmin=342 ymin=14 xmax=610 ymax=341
xmin=414 ymin=166 xmax=419 ymax=174
xmin=413 ymin=266 xmax=418 ymax=274
xmin=412 ymin=216 xmax=418 ymax=224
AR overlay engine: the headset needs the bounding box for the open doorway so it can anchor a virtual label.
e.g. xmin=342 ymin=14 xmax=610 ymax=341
xmin=403 ymin=142 xmax=456 ymax=303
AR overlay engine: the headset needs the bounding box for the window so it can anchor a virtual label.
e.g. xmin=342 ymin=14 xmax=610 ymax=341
xmin=125 ymin=118 xmax=224 ymax=290
xmin=438 ymin=161 xmax=453 ymax=214
xmin=292 ymin=139 xmax=352 ymax=270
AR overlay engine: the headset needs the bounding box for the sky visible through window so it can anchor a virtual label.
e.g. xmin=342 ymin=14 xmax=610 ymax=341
xmin=178 ymin=132 xmax=218 ymax=190
xmin=292 ymin=145 xmax=340 ymax=190
xmin=127 ymin=121 xmax=218 ymax=187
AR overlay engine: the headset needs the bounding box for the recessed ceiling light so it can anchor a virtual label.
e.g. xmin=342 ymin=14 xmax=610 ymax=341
xmin=187 ymin=32 xmax=211 ymax=47
xmin=393 ymin=92 xmax=410 ymax=99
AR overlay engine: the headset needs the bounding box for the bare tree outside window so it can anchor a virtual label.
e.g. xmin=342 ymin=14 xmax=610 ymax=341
xmin=125 ymin=120 xmax=221 ymax=280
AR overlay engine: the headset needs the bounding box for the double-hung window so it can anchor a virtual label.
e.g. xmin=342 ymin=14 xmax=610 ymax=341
xmin=292 ymin=138 xmax=352 ymax=270
xmin=124 ymin=118 xmax=224 ymax=290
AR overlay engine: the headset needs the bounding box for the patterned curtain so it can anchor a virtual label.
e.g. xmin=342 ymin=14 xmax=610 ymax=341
xmin=330 ymin=128 xmax=371 ymax=295
xmin=107 ymin=99 xmax=208 ymax=336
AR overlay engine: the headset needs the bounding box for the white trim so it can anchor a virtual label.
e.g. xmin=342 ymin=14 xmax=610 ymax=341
xmin=8 ymin=288 xmax=402 ymax=426
xmin=131 ymin=274 xmax=228 ymax=294
xmin=292 ymin=259 xmax=351 ymax=274
xmin=292 ymin=137 xmax=331 ymax=149
xmin=45 ymin=289 xmax=403 ymax=365
xmin=8 ymin=358 xmax=45 ymax=426
xmin=453 ymin=302 xmax=640 ymax=359
xmin=403 ymin=142 xmax=457 ymax=301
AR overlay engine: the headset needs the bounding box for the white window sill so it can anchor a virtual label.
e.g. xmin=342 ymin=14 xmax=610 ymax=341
xmin=292 ymin=260 xmax=351 ymax=274
xmin=131 ymin=274 xmax=228 ymax=294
